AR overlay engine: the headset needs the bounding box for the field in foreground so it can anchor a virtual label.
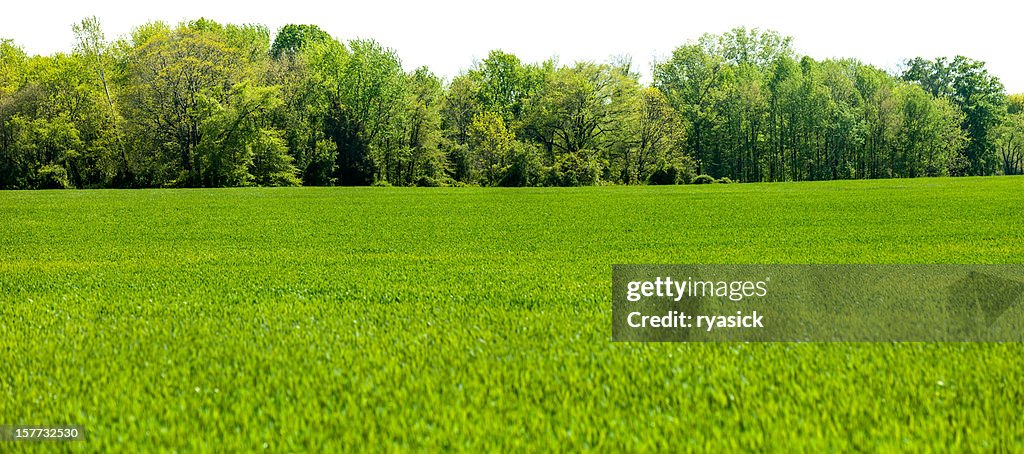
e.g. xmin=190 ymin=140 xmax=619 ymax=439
xmin=2 ymin=177 xmax=1023 ymax=451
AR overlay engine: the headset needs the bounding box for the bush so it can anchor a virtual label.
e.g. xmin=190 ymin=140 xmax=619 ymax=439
xmin=301 ymin=139 xmax=338 ymax=186
xmin=546 ymin=152 xmax=601 ymax=186
xmin=648 ymin=165 xmax=681 ymax=185
xmin=677 ymin=158 xmax=698 ymax=184
xmin=440 ymin=139 xmax=472 ymax=183
xmin=717 ymin=177 xmax=733 ymax=184
xmin=37 ymin=164 xmax=71 ymax=189
xmin=947 ymin=151 xmax=971 ymax=177
xmin=692 ymin=174 xmax=716 ymax=185
xmin=414 ymin=176 xmax=443 ymax=187
xmin=647 ymin=156 xmax=697 ymax=185
xmin=499 ymin=142 xmax=543 ymax=187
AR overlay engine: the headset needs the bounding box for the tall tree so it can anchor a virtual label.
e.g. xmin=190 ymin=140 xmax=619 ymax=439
xmin=73 ymin=16 xmax=130 ymax=184
xmin=902 ymin=56 xmax=1005 ymax=175
xmin=995 ymin=95 xmax=1024 ymax=175
xmin=654 ymin=39 xmax=730 ymax=175
xmin=396 ymin=67 xmax=446 ymax=185
xmin=270 ymin=24 xmax=331 ymax=60
xmin=470 ymin=50 xmax=532 ymax=126
xmin=310 ymin=38 xmax=406 ymax=185
xmin=120 ymin=24 xmax=242 ymax=185
xmin=0 ymin=39 xmax=29 ymax=188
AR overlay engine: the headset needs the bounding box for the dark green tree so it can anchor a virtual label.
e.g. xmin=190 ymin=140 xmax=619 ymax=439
xmin=902 ymin=56 xmax=1005 ymax=175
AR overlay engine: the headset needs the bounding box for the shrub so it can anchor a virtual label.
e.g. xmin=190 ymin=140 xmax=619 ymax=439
xmin=499 ymin=142 xmax=543 ymax=187
xmin=300 ymin=139 xmax=338 ymax=186
xmin=647 ymin=156 xmax=697 ymax=185
xmin=692 ymin=174 xmax=716 ymax=185
xmin=717 ymin=177 xmax=733 ymax=184
xmin=648 ymin=166 xmax=679 ymax=185
xmin=37 ymin=164 xmax=71 ymax=189
xmin=546 ymin=152 xmax=601 ymax=187
xmin=677 ymin=157 xmax=698 ymax=184
xmin=947 ymin=151 xmax=971 ymax=177
xmin=414 ymin=176 xmax=442 ymax=187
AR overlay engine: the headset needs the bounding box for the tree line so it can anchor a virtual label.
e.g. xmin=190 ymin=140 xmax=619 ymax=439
xmin=1 ymin=19 xmax=1022 ymax=189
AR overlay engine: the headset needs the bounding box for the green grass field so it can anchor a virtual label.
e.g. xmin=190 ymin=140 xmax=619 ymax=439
xmin=2 ymin=177 xmax=1023 ymax=451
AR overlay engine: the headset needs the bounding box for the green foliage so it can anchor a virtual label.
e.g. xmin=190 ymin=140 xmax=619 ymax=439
xmin=647 ymin=166 xmax=681 ymax=185
xmin=499 ymin=140 xmax=543 ymax=187
xmin=523 ymin=62 xmax=633 ymax=155
xmin=994 ymin=109 xmax=1024 ymax=175
xmin=1007 ymin=93 xmax=1024 ymax=115
xmin=36 ymin=163 xmax=71 ymax=188
xmin=120 ymin=23 xmax=243 ymax=186
xmin=469 ymin=50 xmax=535 ymax=125
xmin=654 ymin=37 xmax=730 ymax=175
xmin=111 ymin=20 xmax=298 ymax=188
xmin=0 ymin=21 xmax=1013 ymax=188
xmin=614 ymin=87 xmax=687 ymax=184
xmin=902 ymin=56 xmax=1005 ymax=175
xmin=313 ymin=38 xmax=407 ymax=185
xmin=188 ymin=19 xmax=271 ymax=64
xmin=468 ymin=111 xmax=514 ymax=184
xmin=895 ymin=83 xmax=967 ymax=177
xmin=72 ymin=16 xmax=131 ymax=187
xmin=269 ymin=36 xmax=337 ymax=186
xmin=197 ymin=83 xmax=298 ymax=187
xmin=270 ymin=24 xmax=331 ymax=60
xmin=250 ymin=128 xmax=300 ymax=186
xmin=389 ymin=66 xmax=446 ymax=186
xmin=8 ymin=116 xmax=85 ymax=188
xmin=692 ymin=174 xmax=716 ymax=184
xmin=3 ymin=178 xmax=1024 ymax=450
xmin=439 ymin=137 xmax=471 ymax=182
xmin=440 ymin=74 xmax=481 ymax=147
xmin=546 ymin=150 xmax=602 ymax=186
xmin=651 ymin=30 xmax=987 ymax=182
xmin=647 ymin=156 xmax=696 ymax=185
xmin=0 ymin=39 xmax=27 ymax=89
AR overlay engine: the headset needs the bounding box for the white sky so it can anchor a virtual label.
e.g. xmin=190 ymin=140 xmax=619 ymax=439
xmin=2 ymin=0 xmax=1021 ymax=92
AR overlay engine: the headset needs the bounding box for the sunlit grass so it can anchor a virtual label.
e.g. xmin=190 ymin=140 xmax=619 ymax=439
xmin=1 ymin=176 xmax=1022 ymax=451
